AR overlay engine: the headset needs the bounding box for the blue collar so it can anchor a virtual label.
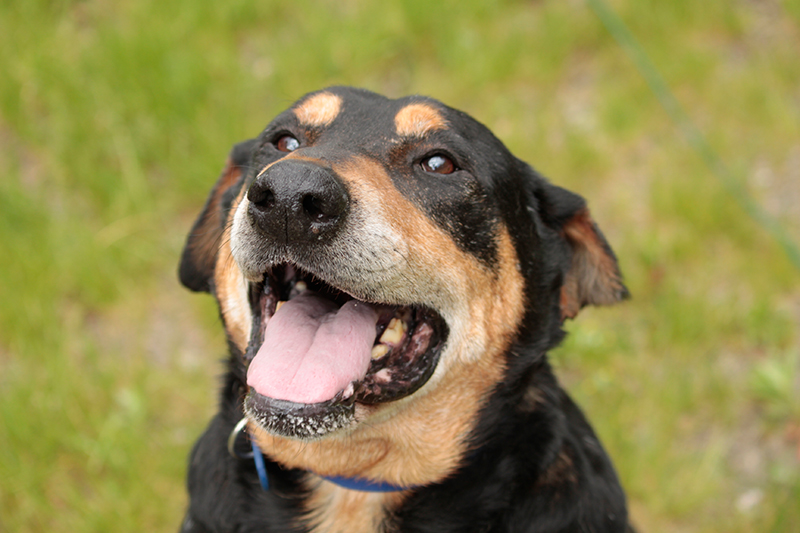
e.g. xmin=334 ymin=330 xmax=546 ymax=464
xmin=250 ymin=439 xmax=271 ymax=490
xmin=231 ymin=418 xmax=412 ymax=493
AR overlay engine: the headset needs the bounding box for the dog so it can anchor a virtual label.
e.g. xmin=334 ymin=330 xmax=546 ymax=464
xmin=177 ymin=86 xmax=632 ymax=533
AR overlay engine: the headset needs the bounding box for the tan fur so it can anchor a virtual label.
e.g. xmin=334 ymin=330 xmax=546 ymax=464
xmin=213 ymin=188 xmax=251 ymax=352
xmin=394 ymin=103 xmax=447 ymax=138
xmin=294 ymin=92 xmax=343 ymax=128
xmin=560 ymin=208 xmax=626 ymax=320
xmin=304 ymin=479 xmax=407 ymax=533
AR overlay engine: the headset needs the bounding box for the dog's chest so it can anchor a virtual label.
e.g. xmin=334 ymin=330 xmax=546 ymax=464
xmin=304 ymin=479 xmax=405 ymax=533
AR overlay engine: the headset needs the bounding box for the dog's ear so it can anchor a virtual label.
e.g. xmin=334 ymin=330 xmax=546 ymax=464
xmin=179 ymin=139 xmax=256 ymax=293
xmin=534 ymin=180 xmax=629 ymax=320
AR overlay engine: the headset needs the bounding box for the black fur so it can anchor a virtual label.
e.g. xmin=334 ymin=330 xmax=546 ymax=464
xmin=178 ymin=87 xmax=633 ymax=532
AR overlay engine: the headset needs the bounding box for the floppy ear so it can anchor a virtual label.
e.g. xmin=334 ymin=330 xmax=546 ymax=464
xmin=178 ymin=139 xmax=256 ymax=293
xmin=535 ymin=181 xmax=629 ymax=320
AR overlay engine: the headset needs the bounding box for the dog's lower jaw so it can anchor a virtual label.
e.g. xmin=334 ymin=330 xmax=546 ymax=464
xmin=245 ymin=390 xmax=358 ymax=440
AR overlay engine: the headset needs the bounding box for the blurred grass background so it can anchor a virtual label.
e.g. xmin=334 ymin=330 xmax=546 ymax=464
xmin=1 ymin=0 xmax=799 ymax=531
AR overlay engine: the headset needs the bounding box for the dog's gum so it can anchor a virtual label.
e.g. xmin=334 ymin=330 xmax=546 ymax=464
xmin=373 ymin=368 xmax=392 ymax=383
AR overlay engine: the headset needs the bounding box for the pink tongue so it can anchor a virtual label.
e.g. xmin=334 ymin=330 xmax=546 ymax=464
xmin=247 ymin=291 xmax=379 ymax=404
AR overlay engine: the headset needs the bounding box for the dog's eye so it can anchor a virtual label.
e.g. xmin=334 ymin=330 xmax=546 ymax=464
xmin=421 ymin=155 xmax=456 ymax=175
xmin=275 ymin=135 xmax=300 ymax=153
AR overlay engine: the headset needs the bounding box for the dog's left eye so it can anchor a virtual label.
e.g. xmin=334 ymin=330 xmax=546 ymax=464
xmin=275 ymin=135 xmax=300 ymax=152
xmin=421 ymin=154 xmax=456 ymax=175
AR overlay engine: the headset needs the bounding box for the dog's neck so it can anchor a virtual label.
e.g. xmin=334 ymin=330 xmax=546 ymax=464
xmin=302 ymin=476 xmax=408 ymax=533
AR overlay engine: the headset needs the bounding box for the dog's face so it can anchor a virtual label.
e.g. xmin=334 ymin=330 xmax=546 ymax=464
xmin=180 ymin=87 xmax=626 ymax=485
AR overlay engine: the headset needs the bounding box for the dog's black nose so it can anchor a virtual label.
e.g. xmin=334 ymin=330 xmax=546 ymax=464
xmin=247 ymin=160 xmax=349 ymax=243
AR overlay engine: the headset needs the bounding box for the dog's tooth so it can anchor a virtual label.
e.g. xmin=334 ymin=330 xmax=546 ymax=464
xmin=288 ymin=280 xmax=307 ymax=300
xmin=371 ymin=344 xmax=390 ymax=360
xmin=276 ymin=300 xmax=286 ymax=312
xmin=379 ymin=318 xmax=407 ymax=346
xmin=342 ymin=382 xmax=355 ymax=399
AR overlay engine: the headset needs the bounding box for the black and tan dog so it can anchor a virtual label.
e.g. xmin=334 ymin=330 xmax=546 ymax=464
xmin=178 ymin=87 xmax=632 ymax=533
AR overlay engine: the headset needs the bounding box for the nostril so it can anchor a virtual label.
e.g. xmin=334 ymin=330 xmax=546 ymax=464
xmin=250 ymin=187 xmax=275 ymax=210
xmin=302 ymin=194 xmax=327 ymax=221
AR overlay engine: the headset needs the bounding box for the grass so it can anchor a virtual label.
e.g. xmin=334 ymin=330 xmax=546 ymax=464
xmin=1 ymin=0 xmax=798 ymax=531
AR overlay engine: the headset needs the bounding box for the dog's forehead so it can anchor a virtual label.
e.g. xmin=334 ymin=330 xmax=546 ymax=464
xmin=284 ymin=88 xmax=459 ymax=143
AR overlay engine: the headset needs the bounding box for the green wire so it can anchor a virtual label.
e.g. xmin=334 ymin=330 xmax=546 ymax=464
xmin=586 ymin=0 xmax=800 ymax=271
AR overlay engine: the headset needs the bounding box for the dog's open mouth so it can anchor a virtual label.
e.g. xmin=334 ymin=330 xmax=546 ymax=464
xmin=243 ymin=264 xmax=448 ymax=439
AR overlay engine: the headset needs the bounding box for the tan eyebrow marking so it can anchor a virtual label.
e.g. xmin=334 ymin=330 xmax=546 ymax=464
xmin=394 ymin=103 xmax=447 ymax=137
xmin=293 ymin=92 xmax=342 ymax=127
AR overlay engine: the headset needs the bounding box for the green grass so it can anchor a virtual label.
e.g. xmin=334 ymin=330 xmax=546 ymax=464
xmin=1 ymin=0 xmax=798 ymax=531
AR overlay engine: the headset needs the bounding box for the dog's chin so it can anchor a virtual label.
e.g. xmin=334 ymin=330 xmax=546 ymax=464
xmin=244 ymin=389 xmax=358 ymax=440
xmin=241 ymin=263 xmax=449 ymax=440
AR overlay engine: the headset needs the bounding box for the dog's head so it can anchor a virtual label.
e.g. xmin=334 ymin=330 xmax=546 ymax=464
xmin=179 ymin=87 xmax=627 ymax=484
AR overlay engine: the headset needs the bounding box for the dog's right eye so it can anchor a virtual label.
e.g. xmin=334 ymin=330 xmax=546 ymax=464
xmin=275 ymin=135 xmax=300 ymax=152
xmin=421 ymin=154 xmax=456 ymax=175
